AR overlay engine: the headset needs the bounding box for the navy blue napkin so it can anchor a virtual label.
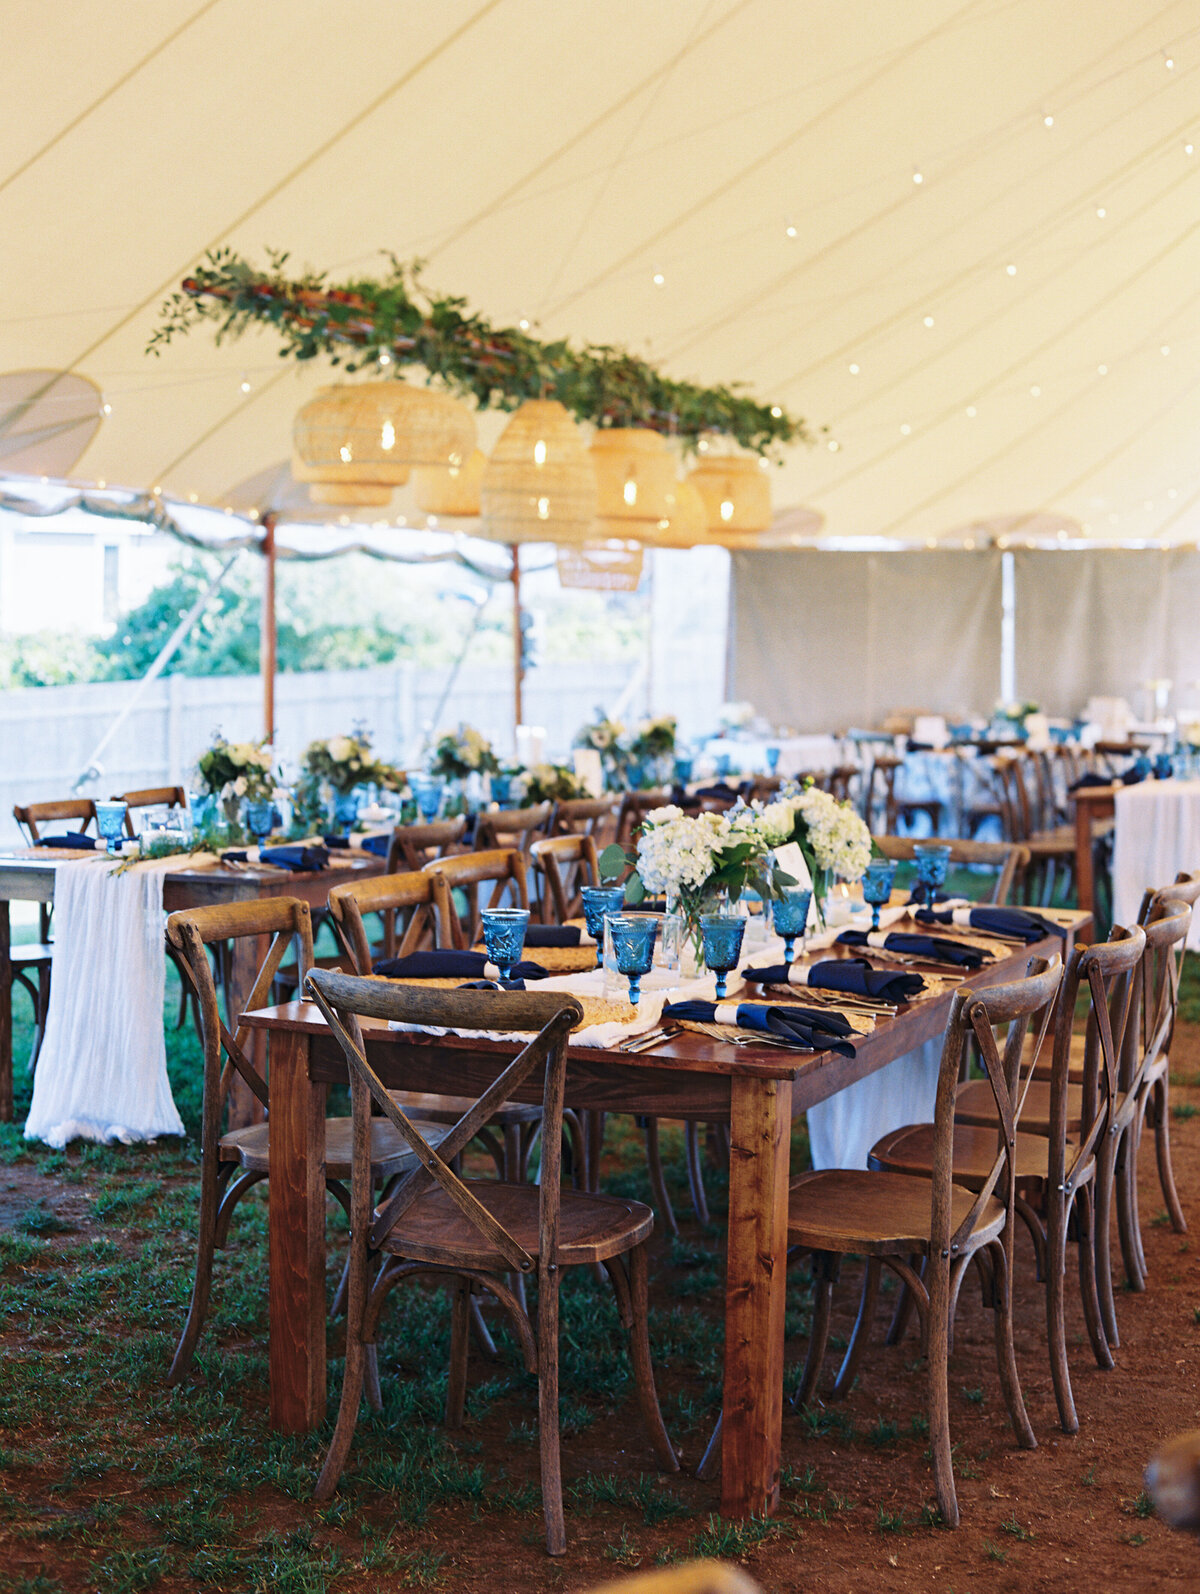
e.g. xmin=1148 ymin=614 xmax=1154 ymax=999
xmin=323 ymin=832 xmax=391 ymax=856
xmin=837 ymin=930 xmax=985 ymax=968
xmin=663 ymin=999 xmax=855 ymax=1055
xmin=458 ymin=978 xmax=528 ymax=991
xmin=742 ymin=957 xmax=924 ymax=1003
xmin=523 ymin=925 xmax=583 ymax=948
xmin=373 ymin=949 xmax=549 ymax=980
xmin=37 ymin=833 xmax=100 ymax=850
xmin=223 ymin=844 xmax=329 ymax=872
xmin=914 ymin=905 xmax=1063 ymax=942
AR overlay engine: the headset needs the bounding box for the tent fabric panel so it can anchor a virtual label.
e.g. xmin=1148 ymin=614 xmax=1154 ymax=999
xmin=728 ymin=550 xmax=1002 ymax=732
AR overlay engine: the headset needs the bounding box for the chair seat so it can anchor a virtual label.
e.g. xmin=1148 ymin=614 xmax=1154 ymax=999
xmin=11 ymin=943 xmax=53 ymax=970
xmin=955 ymin=1077 xmax=1083 ymax=1137
xmin=787 ymin=1168 xmax=1005 ymax=1255
xmin=1026 ymin=829 xmax=1075 ymax=857
xmin=219 ymin=1116 xmax=450 ymax=1179
xmin=870 ymin=1121 xmax=1060 ymax=1189
xmin=1025 ymin=1030 xmax=1086 ymax=1082
xmin=388 ymin=1089 xmax=541 ymax=1127
xmin=378 ymin=1180 xmax=653 ymax=1270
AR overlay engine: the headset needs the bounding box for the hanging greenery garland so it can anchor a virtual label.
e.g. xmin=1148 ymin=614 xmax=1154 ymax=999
xmin=149 ymin=249 xmax=814 ymax=455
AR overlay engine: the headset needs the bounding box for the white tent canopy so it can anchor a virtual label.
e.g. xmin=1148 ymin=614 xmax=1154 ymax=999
xmin=2 ymin=2 xmax=1199 ymax=542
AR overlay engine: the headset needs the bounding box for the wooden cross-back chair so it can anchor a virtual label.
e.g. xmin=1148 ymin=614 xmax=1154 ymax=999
xmin=614 ymin=791 xmax=671 ymax=848
xmin=869 ymin=835 xmax=1031 ymax=907
xmin=529 ymin=833 xmax=600 ymax=924
xmin=552 ymin=795 xmax=618 ymax=842
xmin=990 ymin=754 xmax=1076 ymax=904
xmin=474 ymin=801 xmax=554 ymax=854
xmin=384 ymin=815 xmax=468 ymax=876
xmin=163 ymin=898 xmax=447 ymax=1386
xmin=11 ymin=799 xmax=99 ymax=1072
xmin=423 ymin=848 xmax=530 ymax=950
xmin=861 ymin=755 xmax=942 ymax=836
xmin=770 ymin=959 xmax=1064 ymax=1527
xmin=116 ymin=784 xmax=188 ymax=837
xmin=871 ymin=927 xmax=1143 ymax=1435
xmin=304 ymin=971 xmax=678 ymax=1555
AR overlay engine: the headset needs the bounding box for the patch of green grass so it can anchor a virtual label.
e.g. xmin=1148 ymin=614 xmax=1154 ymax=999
xmin=569 ymin=1473 xmax=690 ymax=1526
xmin=90 ymin=1180 xmax=161 ymax=1222
xmin=984 ymin=1539 xmax=1007 ymax=1562
xmin=688 ymin=1514 xmax=785 ymax=1559
xmin=867 ymin=1417 xmax=899 ymax=1448
xmin=16 ymin=1199 xmax=70 ymax=1235
xmin=1125 ymin=1490 xmax=1155 ymax=1518
xmin=1001 ymin=1512 xmax=1034 ymax=1540
xmin=604 ymin=1529 xmax=642 ymax=1568
xmin=1172 ymin=1102 xmax=1199 ymax=1120
xmin=961 ymin=1385 xmax=985 ymax=1406
xmin=876 ymin=1507 xmax=908 ymax=1533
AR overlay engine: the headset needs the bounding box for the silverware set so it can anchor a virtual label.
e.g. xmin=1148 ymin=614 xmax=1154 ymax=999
xmin=617 ymin=1024 xmax=681 ymax=1054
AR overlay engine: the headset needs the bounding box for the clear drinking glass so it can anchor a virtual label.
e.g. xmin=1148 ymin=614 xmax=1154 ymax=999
xmin=480 ymin=907 xmax=530 ymax=982
xmin=861 ymin=860 xmax=897 ymax=931
xmin=608 ymin=914 xmax=659 ymax=1006
xmin=912 ymin=842 xmax=952 ymax=908
xmin=700 ymin=914 xmax=746 ymax=1000
xmin=580 ymin=885 xmax=626 ymax=967
xmin=771 ymin=886 xmax=812 ymax=962
xmin=94 ymin=800 xmax=127 ymax=856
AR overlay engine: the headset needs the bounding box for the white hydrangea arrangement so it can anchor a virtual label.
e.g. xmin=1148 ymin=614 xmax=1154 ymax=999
xmin=302 ymin=730 xmax=399 ymax=794
xmin=196 ymin=734 xmax=277 ymax=802
xmin=784 ymin=784 xmax=873 ymax=883
xmin=430 ymin=722 xmax=501 ymax=780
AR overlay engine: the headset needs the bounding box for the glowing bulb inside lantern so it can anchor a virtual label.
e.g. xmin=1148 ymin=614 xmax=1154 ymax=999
xmin=380 ymin=420 xmax=395 ymax=451
xmin=1044 ymin=113 xmax=1054 ymax=127
xmin=340 ymin=445 xmax=352 ymax=464
xmin=623 ymin=478 xmax=638 ymax=507
xmin=533 ymin=440 xmax=547 ymax=465
xmin=770 ymin=405 xmax=782 ymax=417
xmin=536 ymin=496 xmax=550 ymax=520
xmin=720 ymin=499 xmax=734 ymax=522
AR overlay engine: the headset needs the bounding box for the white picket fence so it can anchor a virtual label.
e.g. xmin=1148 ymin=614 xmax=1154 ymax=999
xmin=0 ymin=659 xmax=649 ymax=847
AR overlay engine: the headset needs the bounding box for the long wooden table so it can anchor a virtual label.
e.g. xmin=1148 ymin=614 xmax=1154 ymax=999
xmin=243 ymin=907 xmax=1088 ymax=1521
xmin=0 ymin=849 xmax=385 ymax=1124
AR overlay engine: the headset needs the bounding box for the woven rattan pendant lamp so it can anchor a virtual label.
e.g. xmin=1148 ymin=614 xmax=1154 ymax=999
xmin=292 ymin=381 xmax=476 ymax=506
xmin=411 ymin=447 xmax=487 ymax=517
xmin=479 ymin=399 xmax=597 ymax=544
xmin=687 ymin=453 xmax=772 ymax=535
xmin=588 ymin=427 xmax=676 ymax=523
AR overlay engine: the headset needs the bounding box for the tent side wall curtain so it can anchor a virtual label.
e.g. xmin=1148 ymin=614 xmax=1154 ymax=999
xmin=727 ymin=551 xmax=1003 ymax=732
xmin=1012 ymin=549 xmax=1200 ymax=717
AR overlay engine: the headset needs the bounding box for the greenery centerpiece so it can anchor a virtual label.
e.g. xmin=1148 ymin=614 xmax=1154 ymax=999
xmin=758 ymin=783 xmax=873 ymax=922
xmin=627 ymin=715 xmax=677 ymax=788
xmin=993 ymin=699 xmax=1041 ymax=740
xmin=430 ymin=724 xmax=501 ymax=782
xmin=195 ymin=734 xmax=278 ymax=836
xmin=574 ymin=713 xmax=628 ymax=791
xmin=298 ymin=729 xmax=400 ymax=830
xmin=514 ymin=762 xmax=587 ymax=805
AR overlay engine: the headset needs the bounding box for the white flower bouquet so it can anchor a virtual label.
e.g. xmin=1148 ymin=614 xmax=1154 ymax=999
xmin=763 ymin=783 xmax=873 ymax=885
xmin=430 ymin=723 xmax=501 ymax=780
xmin=196 ymin=734 xmax=277 ymax=803
xmin=574 ymin=711 xmax=629 ymax=788
xmin=303 ymin=729 xmax=398 ymax=794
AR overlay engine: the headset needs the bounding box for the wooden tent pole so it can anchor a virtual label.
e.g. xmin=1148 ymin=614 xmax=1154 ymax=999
xmin=261 ymin=512 xmax=277 ymax=744
xmin=511 ymin=542 xmax=523 ymax=731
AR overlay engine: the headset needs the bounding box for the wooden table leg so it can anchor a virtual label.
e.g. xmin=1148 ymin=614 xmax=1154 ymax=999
xmin=0 ymin=901 xmax=11 ymax=1122
xmin=721 ymin=1073 xmax=792 ymax=1518
xmin=1074 ymin=800 xmax=1095 ymax=918
xmin=227 ymin=930 xmax=269 ymax=1129
xmin=268 ymin=1027 xmax=327 ymax=1433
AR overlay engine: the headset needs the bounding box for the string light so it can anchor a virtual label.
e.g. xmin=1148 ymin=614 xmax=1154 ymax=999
xmin=848 ymin=363 xmax=860 ymax=375
xmin=899 ymin=422 xmax=912 ymax=435
xmin=1097 ymin=364 xmax=1108 ymax=376
xmin=188 ymin=492 xmax=198 ymax=503
xmin=965 ymin=405 xmax=977 ymax=417
xmin=827 ymin=439 xmax=840 ymax=451
xmin=1186 ymin=142 xmax=1195 ymax=155
xmin=1029 ymin=385 xmax=1042 ymax=397
xmin=912 ymin=168 xmax=924 ymax=185
xmin=770 ymin=405 xmax=782 ymax=417
xmin=1043 ymin=113 xmax=1055 ymax=128
xmin=1005 ymin=263 xmax=1017 ymax=276
xmin=518 ymin=318 xmax=531 ymax=331
xmin=922 ymin=315 xmax=935 ymax=328
xmin=1161 ymin=344 xmax=1171 ymax=355
xmin=785 ymin=222 xmax=797 ymax=238
xmin=1164 ymin=51 xmax=1175 ymax=70
xmin=652 ymin=272 xmax=665 ymax=286
xmin=96 ymin=479 xmax=106 ymax=488
xmin=100 ymin=401 xmax=112 ymax=416
xmin=1096 ymin=206 xmax=1107 ymax=218
xmin=239 ymin=377 xmax=251 ymax=393
xmin=377 ymin=350 xmax=391 ymax=366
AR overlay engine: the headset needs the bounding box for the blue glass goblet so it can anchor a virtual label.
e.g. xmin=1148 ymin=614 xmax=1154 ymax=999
xmin=700 ymin=913 xmax=747 ymax=1000
xmin=861 ymin=859 xmax=897 ymax=932
xmin=771 ymin=886 xmax=812 ymax=962
xmin=580 ymin=884 xmax=626 ymax=967
xmin=480 ymin=908 xmax=530 ymax=983
xmin=913 ymin=842 xmax=952 ymax=909
xmin=411 ymin=774 xmax=445 ymax=822
xmin=766 ymin=745 xmax=781 ymax=773
xmin=95 ymin=800 xmax=127 ymax=856
xmin=245 ymin=800 xmax=275 ymax=844
xmin=1154 ymin=752 xmax=1174 ymax=780
xmin=491 ymin=772 xmax=513 ymax=807
xmin=608 ymin=914 xmax=659 ymax=1007
xmin=673 ymin=753 xmax=694 ymax=785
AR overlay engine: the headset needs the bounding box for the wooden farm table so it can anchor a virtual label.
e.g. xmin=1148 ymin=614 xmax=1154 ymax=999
xmin=243 ymin=905 xmax=1088 ymax=1520
xmin=0 ymin=849 xmax=385 ymax=1124
xmin=1072 ymin=784 xmax=1118 ymax=919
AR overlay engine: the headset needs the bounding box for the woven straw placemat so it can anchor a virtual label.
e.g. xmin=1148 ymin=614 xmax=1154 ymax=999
xmin=367 ymin=974 xmax=638 ymax=1031
xmin=469 ymin=941 xmax=597 ymax=973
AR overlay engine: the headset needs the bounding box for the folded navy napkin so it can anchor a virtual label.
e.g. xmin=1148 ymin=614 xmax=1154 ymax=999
xmin=373 ymin=949 xmax=549 ymax=981
xmin=323 ymin=832 xmax=391 ymax=856
xmin=37 ymin=833 xmax=102 ymax=850
xmin=458 ymin=978 xmax=528 ymax=991
xmin=662 ymin=999 xmax=856 ymax=1056
xmin=913 ymin=905 xmax=1063 ymax=942
xmin=1068 ymin=772 xmax=1113 ymax=792
xmin=691 ymin=783 xmax=739 ymax=802
xmin=837 ymin=929 xmax=985 ymax=969
xmin=223 ymin=844 xmax=329 ymax=872
xmin=742 ymin=956 xmax=924 ymax=1003
xmin=522 ymin=925 xmax=582 ymax=948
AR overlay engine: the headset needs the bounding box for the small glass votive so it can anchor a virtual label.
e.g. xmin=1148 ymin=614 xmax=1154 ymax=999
xmin=771 ymin=887 xmax=812 ymax=962
xmin=581 ymin=884 xmax=626 ymax=967
xmin=700 ymin=913 xmax=747 ymax=1000
xmin=480 ymin=907 xmax=530 ymax=982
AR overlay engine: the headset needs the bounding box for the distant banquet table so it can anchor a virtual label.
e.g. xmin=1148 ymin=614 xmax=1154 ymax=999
xmin=1112 ymin=779 xmax=1200 ymax=948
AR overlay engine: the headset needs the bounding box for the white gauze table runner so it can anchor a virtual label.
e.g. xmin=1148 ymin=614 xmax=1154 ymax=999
xmin=1112 ymin=779 xmax=1200 ymax=950
xmin=24 ymin=853 xmax=192 ymax=1147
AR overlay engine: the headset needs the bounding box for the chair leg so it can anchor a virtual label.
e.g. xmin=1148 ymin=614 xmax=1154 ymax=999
xmin=696 ymin=1411 xmax=722 ymax=1482
xmin=607 ymin=1246 xmax=678 ymax=1471
xmin=469 ymin=1294 xmax=498 ymax=1359
xmin=1153 ymin=1076 xmax=1187 ymax=1234
xmin=1044 ymin=1197 xmax=1077 ymax=1434
xmin=988 ymin=1241 xmax=1036 ymax=1451
xmin=31 ymin=965 xmax=50 ymax=1073
xmin=585 ymin=1110 xmax=605 ymax=1193
xmin=314 ymin=1333 xmax=367 ymax=1500
xmin=925 ymin=1260 xmax=959 ymax=1528
xmin=446 ymin=1279 xmax=470 ymax=1428
xmin=1095 ymin=1129 xmax=1120 ymax=1348
xmin=1115 ymin=1124 xmax=1145 ymax=1293
xmin=684 ymin=1122 xmax=710 ymax=1226
xmin=166 ymin=1161 xmax=235 ymax=1386
xmin=794 ymin=1259 xmax=835 ymax=1409
xmin=537 ymin=1263 xmax=566 ymax=1556
xmin=364 ymin=1344 xmax=383 ymax=1414
xmin=1075 ymin=1185 xmax=1114 ymax=1371
xmin=832 ymin=1257 xmax=880 ymax=1400
xmin=643 ymin=1118 xmax=679 ymax=1237
xmin=885 ymin=1254 xmax=923 ymax=1345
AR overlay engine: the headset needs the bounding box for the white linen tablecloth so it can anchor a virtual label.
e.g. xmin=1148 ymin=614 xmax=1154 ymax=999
xmin=24 ymin=853 xmax=191 ymax=1147
xmin=1112 ymin=778 xmax=1200 ymax=949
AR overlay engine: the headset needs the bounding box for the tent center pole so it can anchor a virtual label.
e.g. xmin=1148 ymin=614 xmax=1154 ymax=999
xmin=511 ymin=542 xmax=523 ymax=733
xmin=261 ymin=513 xmax=277 ymax=745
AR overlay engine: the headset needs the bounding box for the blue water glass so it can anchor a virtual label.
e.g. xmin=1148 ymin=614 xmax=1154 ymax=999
xmin=1133 ymin=754 xmax=1153 ymax=781
xmin=580 ymin=884 xmax=626 ymax=967
xmin=411 ymin=774 xmax=445 ymax=822
xmin=490 ymin=772 xmax=513 ymax=807
xmin=608 ymin=914 xmax=659 ymax=1006
xmin=94 ymin=800 xmax=127 ymax=856
xmin=861 ymin=859 xmax=897 ymax=932
xmin=673 ymin=753 xmax=694 ymax=785
xmin=771 ymin=886 xmax=811 ymax=962
xmin=245 ymin=799 xmax=274 ymax=843
xmin=1154 ymin=752 xmax=1174 ymax=780
xmin=480 ymin=908 xmax=530 ymax=982
xmin=913 ymin=841 xmax=952 ymax=908
xmin=715 ymin=753 xmax=732 ymax=779
xmin=700 ymin=913 xmax=747 ymax=1000
xmin=332 ymin=789 xmax=360 ymax=832
xmin=766 ymin=745 xmax=781 ymax=773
